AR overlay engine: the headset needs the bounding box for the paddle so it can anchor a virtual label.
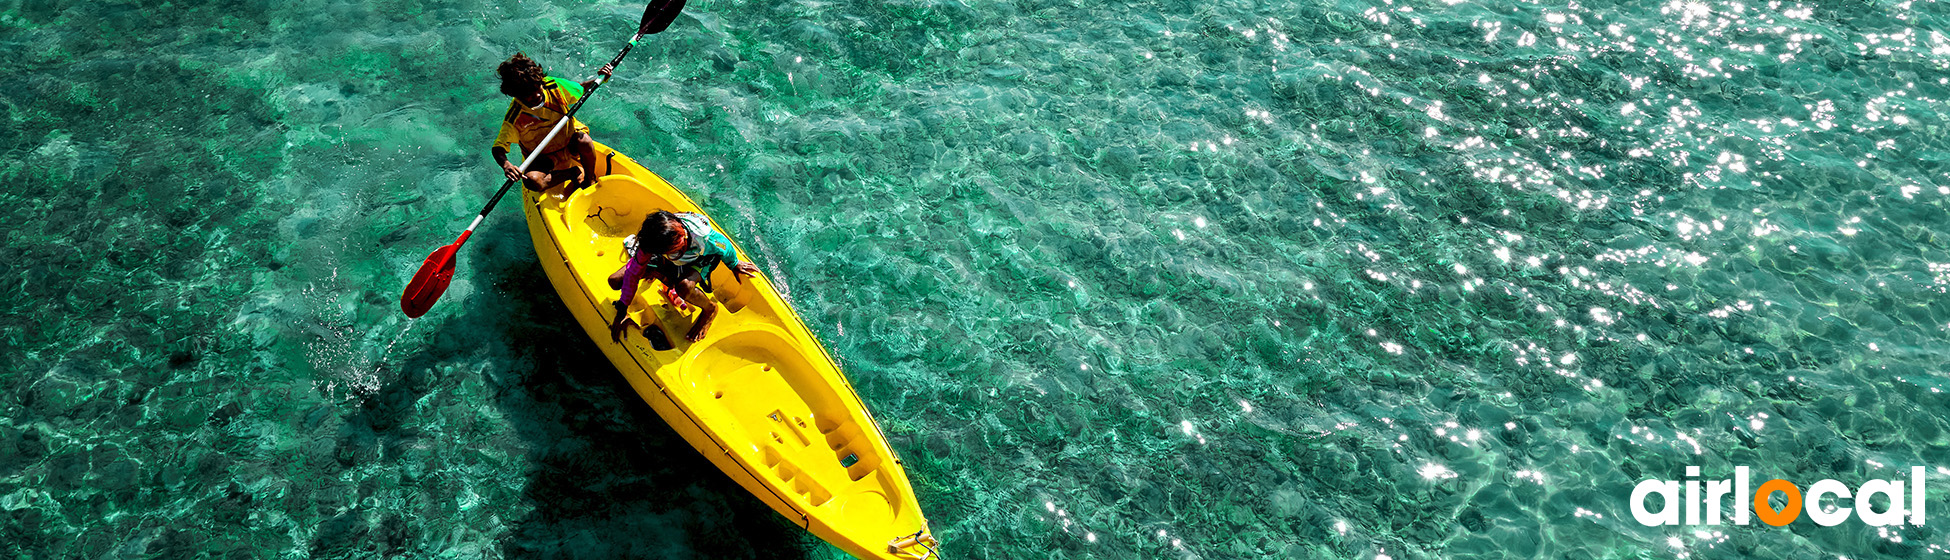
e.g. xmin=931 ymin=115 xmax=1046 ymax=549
xmin=400 ymin=0 xmax=689 ymax=318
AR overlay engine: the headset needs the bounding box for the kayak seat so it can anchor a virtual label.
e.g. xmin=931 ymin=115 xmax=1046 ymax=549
xmin=686 ymin=324 xmax=863 ymax=502
xmin=564 ymin=175 xmax=664 ymax=239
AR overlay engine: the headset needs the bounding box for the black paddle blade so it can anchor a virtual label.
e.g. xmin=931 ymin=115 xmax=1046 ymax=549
xmin=639 ymin=0 xmax=688 ymax=34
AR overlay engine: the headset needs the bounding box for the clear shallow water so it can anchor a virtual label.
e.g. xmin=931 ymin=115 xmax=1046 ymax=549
xmin=4 ymin=0 xmax=1950 ymax=557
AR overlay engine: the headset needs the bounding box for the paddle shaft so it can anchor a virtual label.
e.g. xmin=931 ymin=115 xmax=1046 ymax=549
xmin=455 ymin=31 xmax=653 ymax=246
xmin=400 ymin=0 xmax=684 ymax=318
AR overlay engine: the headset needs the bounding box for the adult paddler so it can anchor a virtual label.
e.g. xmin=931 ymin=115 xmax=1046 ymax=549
xmin=493 ymin=53 xmax=613 ymax=193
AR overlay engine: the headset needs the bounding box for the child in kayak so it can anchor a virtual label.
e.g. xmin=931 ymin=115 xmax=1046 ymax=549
xmin=492 ymin=53 xmax=613 ymax=193
xmin=608 ymin=211 xmax=761 ymax=343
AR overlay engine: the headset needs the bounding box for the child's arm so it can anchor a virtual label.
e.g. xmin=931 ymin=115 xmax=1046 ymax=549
xmin=702 ymin=229 xmax=760 ymax=282
xmin=609 ymin=260 xmax=645 ymax=341
xmin=492 ymin=147 xmax=522 ymax=181
xmin=492 ymin=107 xmax=523 ymax=181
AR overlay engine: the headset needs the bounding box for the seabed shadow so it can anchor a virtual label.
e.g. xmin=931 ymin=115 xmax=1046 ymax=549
xmin=375 ymin=242 xmax=814 ymax=559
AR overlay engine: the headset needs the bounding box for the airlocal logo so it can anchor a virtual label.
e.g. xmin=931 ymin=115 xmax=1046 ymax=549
xmin=1632 ymin=466 xmax=1927 ymax=527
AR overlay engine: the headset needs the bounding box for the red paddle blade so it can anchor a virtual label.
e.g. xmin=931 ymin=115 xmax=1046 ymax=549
xmin=401 ymin=243 xmax=461 ymax=318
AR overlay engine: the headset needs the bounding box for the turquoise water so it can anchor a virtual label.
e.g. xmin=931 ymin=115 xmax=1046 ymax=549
xmin=5 ymin=0 xmax=1950 ymax=557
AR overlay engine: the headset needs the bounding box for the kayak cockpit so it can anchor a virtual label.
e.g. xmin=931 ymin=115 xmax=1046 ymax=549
xmin=683 ymin=324 xmax=909 ymax=528
xmin=556 ymin=175 xmax=768 ymax=329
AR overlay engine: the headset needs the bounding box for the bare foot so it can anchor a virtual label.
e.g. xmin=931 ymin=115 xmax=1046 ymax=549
xmin=685 ymin=308 xmax=717 ymax=342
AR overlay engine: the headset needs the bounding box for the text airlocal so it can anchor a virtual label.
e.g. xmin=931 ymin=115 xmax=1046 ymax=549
xmin=1632 ymin=466 xmax=1926 ymax=527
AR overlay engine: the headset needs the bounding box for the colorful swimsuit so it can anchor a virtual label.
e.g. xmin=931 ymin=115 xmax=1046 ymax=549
xmin=617 ymin=213 xmax=746 ymax=307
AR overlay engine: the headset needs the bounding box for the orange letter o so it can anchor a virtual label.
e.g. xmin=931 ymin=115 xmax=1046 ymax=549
xmin=1754 ymin=479 xmax=1803 ymax=526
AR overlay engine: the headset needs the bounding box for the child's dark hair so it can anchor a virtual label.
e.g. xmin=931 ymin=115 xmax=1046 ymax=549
xmin=638 ymin=211 xmax=685 ymax=254
xmin=497 ymin=53 xmax=548 ymax=97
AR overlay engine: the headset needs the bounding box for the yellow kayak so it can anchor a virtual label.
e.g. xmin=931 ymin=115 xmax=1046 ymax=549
xmin=519 ymin=142 xmax=940 ymax=559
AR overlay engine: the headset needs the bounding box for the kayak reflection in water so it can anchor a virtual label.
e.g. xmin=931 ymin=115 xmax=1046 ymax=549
xmin=608 ymin=211 xmax=761 ymax=343
xmin=491 ymin=53 xmax=612 ymax=194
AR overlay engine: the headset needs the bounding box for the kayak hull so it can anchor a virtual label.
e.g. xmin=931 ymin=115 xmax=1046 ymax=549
xmin=519 ymin=143 xmax=938 ymax=559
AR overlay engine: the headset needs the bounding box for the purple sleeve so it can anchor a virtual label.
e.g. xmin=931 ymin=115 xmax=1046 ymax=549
xmin=617 ymin=256 xmax=650 ymax=309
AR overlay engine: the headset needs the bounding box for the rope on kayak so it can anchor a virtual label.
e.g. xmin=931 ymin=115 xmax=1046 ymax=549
xmin=589 ymin=205 xmax=618 ymax=230
xmin=887 ymin=530 xmax=939 ymax=559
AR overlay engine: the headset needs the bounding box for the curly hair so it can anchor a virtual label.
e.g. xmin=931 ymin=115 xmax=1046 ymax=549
xmin=497 ymin=53 xmax=548 ymax=98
